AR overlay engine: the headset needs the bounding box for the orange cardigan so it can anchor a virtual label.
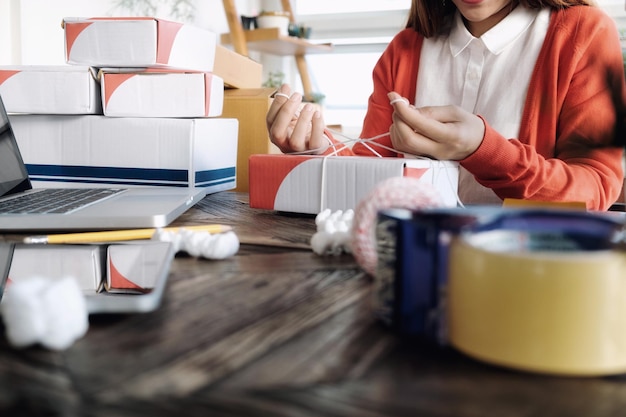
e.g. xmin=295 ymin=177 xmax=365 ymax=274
xmin=331 ymin=6 xmax=625 ymax=210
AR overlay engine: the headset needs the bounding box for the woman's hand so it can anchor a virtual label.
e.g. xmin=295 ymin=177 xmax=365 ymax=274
xmin=266 ymin=84 xmax=328 ymax=154
xmin=387 ymin=92 xmax=485 ymax=160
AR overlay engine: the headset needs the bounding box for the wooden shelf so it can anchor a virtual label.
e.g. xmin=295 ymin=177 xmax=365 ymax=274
xmin=220 ymin=28 xmax=332 ymax=56
xmin=220 ymin=0 xmax=324 ymax=99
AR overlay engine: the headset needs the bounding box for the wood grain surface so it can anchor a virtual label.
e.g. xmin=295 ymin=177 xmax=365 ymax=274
xmin=172 ymin=192 xmax=317 ymax=249
xmin=1 ymin=191 xmax=626 ymax=417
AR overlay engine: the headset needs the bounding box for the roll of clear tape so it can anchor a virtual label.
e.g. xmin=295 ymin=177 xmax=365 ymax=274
xmin=448 ymin=228 xmax=626 ymax=376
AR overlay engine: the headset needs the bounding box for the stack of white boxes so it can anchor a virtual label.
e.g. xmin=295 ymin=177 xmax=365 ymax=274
xmin=0 ymin=17 xmax=239 ymax=192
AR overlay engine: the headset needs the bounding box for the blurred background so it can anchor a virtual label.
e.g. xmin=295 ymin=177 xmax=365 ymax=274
xmin=0 ymin=0 xmax=624 ymax=139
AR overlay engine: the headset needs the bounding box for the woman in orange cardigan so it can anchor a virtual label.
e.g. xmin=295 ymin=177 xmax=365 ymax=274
xmin=266 ymin=0 xmax=626 ymax=210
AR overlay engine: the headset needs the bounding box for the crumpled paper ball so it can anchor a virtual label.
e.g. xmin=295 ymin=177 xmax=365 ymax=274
xmin=1 ymin=276 xmax=89 ymax=350
xmin=154 ymin=228 xmax=240 ymax=260
xmin=310 ymin=208 xmax=354 ymax=256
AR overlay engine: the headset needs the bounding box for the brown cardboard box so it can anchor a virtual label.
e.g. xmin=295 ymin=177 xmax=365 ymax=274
xmin=213 ymin=45 xmax=262 ymax=89
xmin=222 ymin=88 xmax=280 ymax=191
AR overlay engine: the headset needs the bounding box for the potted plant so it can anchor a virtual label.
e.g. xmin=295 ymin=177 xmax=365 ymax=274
xmin=256 ymin=10 xmax=291 ymax=35
xmin=109 ymin=0 xmax=195 ymax=22
xmin=262 ymin=70 xmax=285 ymax=89
xmin=263 ymin=71 xmax=326 ymax=104
xmin=306 ymin=91 xmax=326 ymax=104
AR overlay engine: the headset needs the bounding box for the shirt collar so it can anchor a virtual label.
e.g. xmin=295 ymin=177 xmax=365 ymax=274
xmin=449 ymin=6 xmax=540 ymax=56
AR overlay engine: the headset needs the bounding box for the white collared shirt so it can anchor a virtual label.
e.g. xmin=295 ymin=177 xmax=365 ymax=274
xmin=415 ymin=6 xmax=550 ymax=204
xmin=416 ymin=6 xmax=550 ymax=139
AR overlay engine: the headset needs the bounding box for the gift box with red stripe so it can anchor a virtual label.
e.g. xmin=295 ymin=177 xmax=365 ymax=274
xmin=249 ymin=154 xmax=459 ymax=214
xmin=99 ymin=69 xmax=224 ymax=118
xmin=63 ymin=17 xmax=217 ymax=71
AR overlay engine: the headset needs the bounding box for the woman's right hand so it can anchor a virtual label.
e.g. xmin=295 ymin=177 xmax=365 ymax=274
xmin=266 ymin=84 xmax=328 ymax=154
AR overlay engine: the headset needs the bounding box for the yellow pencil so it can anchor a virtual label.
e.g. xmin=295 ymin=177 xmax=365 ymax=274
xmin=23 ymin=224 xmax=233 ymax=244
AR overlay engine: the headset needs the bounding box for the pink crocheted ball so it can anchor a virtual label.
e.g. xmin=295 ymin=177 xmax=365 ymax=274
xmin=351 ymin=176 xmax=447 ymax=276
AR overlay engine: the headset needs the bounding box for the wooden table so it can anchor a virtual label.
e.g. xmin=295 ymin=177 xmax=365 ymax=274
xmin=1 ymin=191 xmax=626 ymax=417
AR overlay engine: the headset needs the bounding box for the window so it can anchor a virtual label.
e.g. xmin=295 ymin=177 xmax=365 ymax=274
xmin=291 ymin=1 xmax=411 ymax=137
xmin=295 ymin=0 xmax=410 ymax=14
xmin=596 ymin=0 xmax=626 ymax=40
xmin=304 ymin=52 xmax=378 ymax=136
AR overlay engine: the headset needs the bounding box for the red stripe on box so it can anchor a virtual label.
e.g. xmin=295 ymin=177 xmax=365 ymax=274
xmin=156 ymin=20 xmax=184 ymax=65
xmin=404 ymin=167 xmax=428 ymax=179
xmin=109 ymin=258 xmax=142 ymax=290
xmin=103 ymin=73 xmax=136 ymax=108
xmin=249 ymin=155 xmax=312 ymax=209
xmin=0 ymin=70 xmax=20 ymax=85
xmin=64 ymin=22 xmax=93 ymax=61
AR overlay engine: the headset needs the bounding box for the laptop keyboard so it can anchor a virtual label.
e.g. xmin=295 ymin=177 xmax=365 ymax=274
xmin=0 ymin=188 xmax=124 ymax=214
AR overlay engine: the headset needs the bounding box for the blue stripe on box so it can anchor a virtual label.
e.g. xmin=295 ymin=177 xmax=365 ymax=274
xmin=195 ymin=167 xmax=236 ymax=187
xmin=26 ymin=164 xmax=236 ymax=188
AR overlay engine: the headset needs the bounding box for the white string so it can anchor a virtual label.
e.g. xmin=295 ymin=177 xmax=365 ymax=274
xmin=389 ymin=97 xmax=409 ymax=106
xmin=320 ymin=155 xmax=329 ymax=212
xmin=283 ymin=130 xmax=392 ymax=157
xmin=328 ymin=129 xmax=392 ymax=158
xmin=443 ymin=160 xmax=466 ymax=208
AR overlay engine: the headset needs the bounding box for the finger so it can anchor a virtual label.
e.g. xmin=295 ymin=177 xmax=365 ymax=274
xmin=272 ymin=83 xmax=292 ymax=101
xmin=266 ymin=84 xmax=293 ymax=128
xmin=414 ymin=105 xmax=463 ymax=124
xmin=288 ymin=103 xmax=315 ymax=152
xmin=387 ymin=91 xmax=410 ymax=107
xmin=392 ymin=117 xmax=440 ymax=158
xmin=267 ymin=84 xmax=291 ymax=119
xmin=388 ymin=91 xmax=453 ymax=140
xmin=393 ymin=104 xmax=452 ymax=142
xmin=309 ymin=110 xmax=327 ymax=152
xmin=268 ymin=92 xmax=303 ymax=149
xmin=389 ymin=92 xmax=437 ymax=139
xmin=418 ymin=107 xmax=484 ymax=159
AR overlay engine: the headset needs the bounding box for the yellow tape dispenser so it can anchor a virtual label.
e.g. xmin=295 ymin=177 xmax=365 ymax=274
xmin=447 ymin=210 xmax=626 ymax=376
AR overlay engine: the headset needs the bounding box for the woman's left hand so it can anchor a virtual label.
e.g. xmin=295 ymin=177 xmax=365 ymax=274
xmin=387 ymin=92 xmax=485 ymax=160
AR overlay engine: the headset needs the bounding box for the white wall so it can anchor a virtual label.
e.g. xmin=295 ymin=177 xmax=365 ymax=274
xmin=0 ymin=1 xmax=24 ymax=64
xmin=19 ymin=1 xmax=111 ymax=65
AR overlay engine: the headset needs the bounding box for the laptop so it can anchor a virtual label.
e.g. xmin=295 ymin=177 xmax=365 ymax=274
xmin=0 ymin=95 xmax=207 ymax=232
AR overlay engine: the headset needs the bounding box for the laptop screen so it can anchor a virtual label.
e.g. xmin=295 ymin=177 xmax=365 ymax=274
xmin=0 ymin=95 xmax=33 ymax=197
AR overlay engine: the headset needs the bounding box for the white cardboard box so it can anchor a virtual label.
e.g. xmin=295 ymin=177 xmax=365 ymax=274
xmin=63 ymin=17 xmax=217 ymax=71
xmin=100 ymin=69 xmax=224 ymax=118
xmin=0 ymin=65 xmax=101 ymax=114
xmin=106 ymin=241 xmax=173 ymax=293
xmin=9 ymin=114 xmax=238 ymax=192
xmin=249 ymin=154 xmax=459 ymax=214
xmin=8 ymin=244 xmax=104 ymax=293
